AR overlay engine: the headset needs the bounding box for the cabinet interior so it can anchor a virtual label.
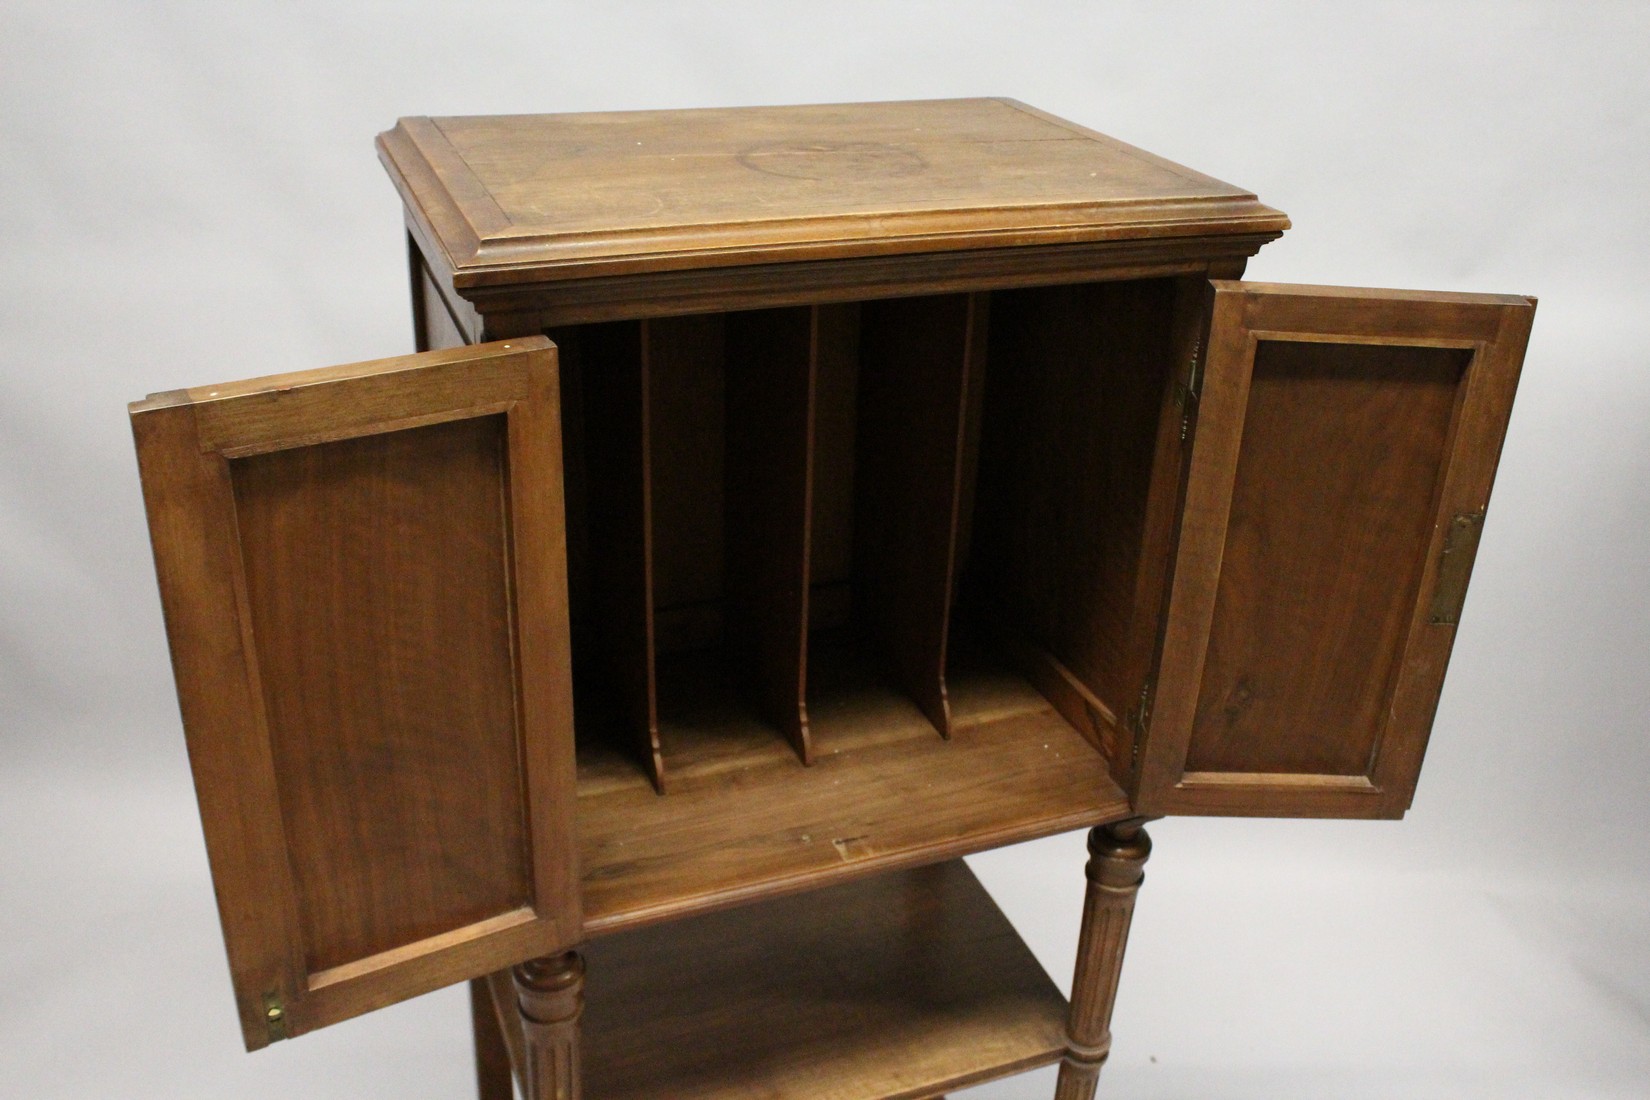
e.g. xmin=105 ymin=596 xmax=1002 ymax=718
xmin=550 ymin=275 xmax=1189 ymax=796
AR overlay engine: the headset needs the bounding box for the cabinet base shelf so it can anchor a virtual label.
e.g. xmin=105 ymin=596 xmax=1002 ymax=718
xmin=494 ymin=860 xmax=1070 ymax=1100
xmin=577 ymin=643 xmax=1131 ymax=935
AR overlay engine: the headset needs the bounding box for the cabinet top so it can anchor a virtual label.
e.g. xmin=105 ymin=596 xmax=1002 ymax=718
xmin=378 ymin=98 xmax=1289 ymax=290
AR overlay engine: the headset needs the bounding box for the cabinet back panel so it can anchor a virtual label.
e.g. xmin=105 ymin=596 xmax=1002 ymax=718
xmin=229 ymin=416 xmax=532 ymax=974
xmin=969 ymin=280 xmax=1178 ymax=717
xmin=1186 ymin=341 xmax=1465 ymax=775
xmin=809 ymin=304 xmax=864 ymax=604
xmin=568 ymin=311 xmax=861 ymax=660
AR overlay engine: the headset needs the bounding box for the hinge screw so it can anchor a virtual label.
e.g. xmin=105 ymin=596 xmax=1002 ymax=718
xmin=262 ymin=991 xmax=288 ymax=1041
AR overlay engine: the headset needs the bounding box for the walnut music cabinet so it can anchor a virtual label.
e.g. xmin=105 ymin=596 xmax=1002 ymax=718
xmin=130 ymin=99 xmax=1534 ymax=1100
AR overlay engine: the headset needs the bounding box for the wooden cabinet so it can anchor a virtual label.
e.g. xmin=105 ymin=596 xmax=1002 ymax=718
xmin=132 ymin=99 xmax=1533 ymax=1098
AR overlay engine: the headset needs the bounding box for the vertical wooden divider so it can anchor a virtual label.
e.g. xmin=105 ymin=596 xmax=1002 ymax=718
xmin=854 ymin=293 xmax=988 ymax=738
xmin=576 ymin=321 xmax=665 ymax=791
xmin=724 ymin=306 xmax=819 ymax=764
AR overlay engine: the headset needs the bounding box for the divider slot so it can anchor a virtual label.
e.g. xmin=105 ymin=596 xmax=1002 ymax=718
xmin=851 ymin=293 xmax=988 ymax=739
xmin=564 ymin=320 xmax=665 ymax=791
xmin=807 ymin=303 xmax=863 ymax=635
xmin=960 ymin=278 xmax=1183 ymax=778
xmin=556 ymin=280 xmax=1185 ymax=795
xmin=723 ymin=307 xmax=818 ymax=764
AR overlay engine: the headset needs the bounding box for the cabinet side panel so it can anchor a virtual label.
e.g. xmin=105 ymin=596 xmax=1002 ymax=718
xmin=419 ymin=261 xmax=469 ymax=351
xmin=1186 ymin=341 xmax=1465 ymax=775
xmin=230 ymin=415 xmax=532 ymax=974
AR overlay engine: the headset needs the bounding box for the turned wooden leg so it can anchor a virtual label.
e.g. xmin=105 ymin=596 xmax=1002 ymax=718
xmin=1054 ymin=820 xmax=1152 ymax=1100
xmin=513 ymin=951 xmax=585 ymax=1100
xmin=470 ymin=977 xmax=514 ymax=1100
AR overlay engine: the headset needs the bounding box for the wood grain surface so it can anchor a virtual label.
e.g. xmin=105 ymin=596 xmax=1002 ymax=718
xmin=378 ymin=99 xmax=1288 ymax=289
xmin=1187 ymin=340 xmax=1465 ymax=776
xmin=1137 ymin=283 xmax=1535 ymax=817
xmin=131 ymin=338 xmax=582 ymax=1047
xmin=577 ymin=638 xmax=1130 ymax=936
xmin=232 ymin=416 xmax=529 ymax=974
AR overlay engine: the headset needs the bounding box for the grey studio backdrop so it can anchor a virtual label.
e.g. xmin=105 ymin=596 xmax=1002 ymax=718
xmin=4 ymin=3 xmax=1647 ymax=1097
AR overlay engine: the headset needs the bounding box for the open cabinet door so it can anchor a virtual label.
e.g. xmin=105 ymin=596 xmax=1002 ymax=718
xmin=1135 ymin=283 xmax=1534 ymax=818
xmin=131 ymin=337 xmax=580 ymax=1048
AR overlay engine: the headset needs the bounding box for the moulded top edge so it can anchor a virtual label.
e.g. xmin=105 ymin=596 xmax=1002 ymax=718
xmin=378 ymin=99 xmax=1290 ymax=288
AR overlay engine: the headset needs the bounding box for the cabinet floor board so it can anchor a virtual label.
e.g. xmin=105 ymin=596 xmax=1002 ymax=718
xmin=577 ymin=641 xmax=1128 ymax=936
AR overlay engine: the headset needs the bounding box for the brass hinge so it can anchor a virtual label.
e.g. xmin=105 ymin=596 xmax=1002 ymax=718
xmin=1128 ymin=677 xmax=1154 ymax=739
xmin=1176 ymin=337 xmax=1202 ymax=441
xmin=263 ymin=991 xmax=288 ymax=1044
xmin=1428 ymin=511 xmax=1486 ymax=625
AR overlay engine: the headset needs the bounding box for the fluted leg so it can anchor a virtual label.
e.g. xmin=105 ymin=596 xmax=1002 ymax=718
xmin=513 ymin=951 xmax=585 ymax=1100
xmin=1053 ymin=820 xmax=1152 ymax=1100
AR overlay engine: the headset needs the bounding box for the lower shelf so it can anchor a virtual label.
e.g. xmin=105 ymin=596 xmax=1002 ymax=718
xmin=573 ymin=859 xmax=1070 ymax=1100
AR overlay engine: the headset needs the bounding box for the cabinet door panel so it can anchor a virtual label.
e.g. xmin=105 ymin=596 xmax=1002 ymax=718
xmin=131 ymin=338 xmax=580 ymax=1047
xmin=1137 ymin=283 xmax=1533 ymax=818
